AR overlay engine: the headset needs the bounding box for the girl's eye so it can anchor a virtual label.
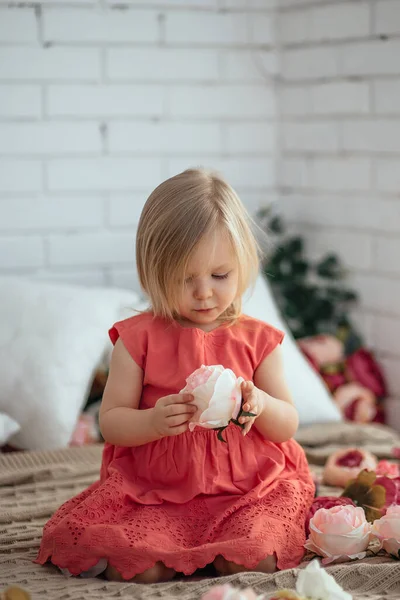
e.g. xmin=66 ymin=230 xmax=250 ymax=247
xmin=212 ymin=273 xmax=229 ymax=280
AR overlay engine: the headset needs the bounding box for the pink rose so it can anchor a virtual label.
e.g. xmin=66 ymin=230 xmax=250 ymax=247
xmin=180 ymin=365 xmax=243 ymax=431
xmin=305 ymin=505 xmax=371 ymax=564
xmin=323 ymin=448 xmax=378 ymax=488
xmin=334 ymin=382 xmax=377 ymax=423
xmin=371 ymin=505 xmax=400 ymax=558
xmin=375 ymin=476 xmax=400 ymax=511
xmin=376 ymin=460 xmax=400 ymax=479
xmin=201 ymin=585 xmax=260 ymax=600
xmin=321 ymin=371 xmax=347 ymax=393
xmin=305 ymin=496 xmax=355 ymax=536
xmin=298 ymin=335 xmax=344 ymax=367
xmin=346 ymin=348 xmax=387 ymax=398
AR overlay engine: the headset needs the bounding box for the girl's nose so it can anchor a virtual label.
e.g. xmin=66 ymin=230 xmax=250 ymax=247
xmin=194 ymin=281 xmax=213 ymax=300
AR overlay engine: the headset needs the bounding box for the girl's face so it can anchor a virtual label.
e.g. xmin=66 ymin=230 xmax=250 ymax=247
xmin=177 ymin=228 xmax=239 ymax=330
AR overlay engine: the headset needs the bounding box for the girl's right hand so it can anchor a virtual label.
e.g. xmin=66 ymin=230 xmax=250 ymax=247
xmin=152 ymin=393 xmax=196 ymax=437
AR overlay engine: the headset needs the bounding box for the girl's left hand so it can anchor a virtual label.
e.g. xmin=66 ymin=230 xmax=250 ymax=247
xmin=239 ymin=381 xmax=265 ymax=436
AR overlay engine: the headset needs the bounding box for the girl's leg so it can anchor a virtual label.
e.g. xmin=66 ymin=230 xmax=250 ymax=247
xmin=105 ymin=562 xmax=176 ymax=583
xmin=213 ymin=554 xmax=277 ymax=576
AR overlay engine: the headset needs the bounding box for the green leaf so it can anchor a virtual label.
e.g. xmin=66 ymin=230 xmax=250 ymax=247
xmin=217 ymin=428 xmax=228 ymax=443
xmin=269 ymin=215 xmax=284 ymax=234
xmin=231 ymin=418 xmax=245 ymax=429
xmin=287 ymin=236 xmax=303 ymax=255
xmin=240 ymin=411 xmax=257 ymax=418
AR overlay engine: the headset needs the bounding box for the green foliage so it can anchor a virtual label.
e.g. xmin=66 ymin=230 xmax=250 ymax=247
xmin=260 ymin=209 xmax=358 ymax=339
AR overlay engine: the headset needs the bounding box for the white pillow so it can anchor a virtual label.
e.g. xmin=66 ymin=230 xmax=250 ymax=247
xmin=0 ymin=412 xmax=20 ymax=445
xmin=243 ymin=274 xmax=342 ymax=425
xmin=0 ymin=277 xmax=139 ymax=450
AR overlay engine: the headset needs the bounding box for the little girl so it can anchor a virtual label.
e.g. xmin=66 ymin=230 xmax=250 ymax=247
xmin=36 ymin=168 xmax=314 ymax=582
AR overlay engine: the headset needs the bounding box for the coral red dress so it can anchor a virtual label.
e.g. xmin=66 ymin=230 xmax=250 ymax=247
xmin=36 ymin=313 xmax=315 ymax=579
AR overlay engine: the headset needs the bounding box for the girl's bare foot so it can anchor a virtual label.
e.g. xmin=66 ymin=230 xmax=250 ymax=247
xmin=105 ymin=561 xmax=176 ymax=583
xmin=213 ymin=554 xmax=277 ymax=575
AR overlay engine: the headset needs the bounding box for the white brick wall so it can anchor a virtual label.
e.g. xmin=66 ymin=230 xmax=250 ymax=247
xmin=2 ymin=0 xmax=400 ymax=424
xmin=278 ymin=0 xmax=400 ymax=420
xmin=0 ymin=1 xmax=275 ymax=290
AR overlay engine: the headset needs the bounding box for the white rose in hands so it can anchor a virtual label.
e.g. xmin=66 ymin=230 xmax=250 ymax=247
xmin=180 ymin=365 xmax=243 ymax=431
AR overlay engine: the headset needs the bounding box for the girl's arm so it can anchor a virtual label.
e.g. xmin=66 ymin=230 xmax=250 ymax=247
xmin=99 ymin=339 xmax=195 ymax=447
xmin=249 ymin=346 xmax=299 ymax=443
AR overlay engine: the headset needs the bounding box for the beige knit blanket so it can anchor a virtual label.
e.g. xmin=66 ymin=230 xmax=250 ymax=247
xmin=1 ymin=422 xmax=400 ymax=600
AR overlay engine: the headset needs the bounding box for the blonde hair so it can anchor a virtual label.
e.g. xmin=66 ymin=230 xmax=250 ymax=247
xmin=136 ymin=168 xmax=260 ymax=322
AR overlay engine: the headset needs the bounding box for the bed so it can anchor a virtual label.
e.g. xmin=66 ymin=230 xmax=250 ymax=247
xmin=1 ymin=422 xmax=400 ymax=600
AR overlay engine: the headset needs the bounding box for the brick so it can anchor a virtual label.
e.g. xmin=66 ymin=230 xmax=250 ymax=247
xmin=0 ymin=48 xmax=100 ymax=81
xmin=373 ymin=236 xmax=400 ymax=275
xmin=279 ymin=0 xmax=335 ymax=6
xmin=280 ymin=158 xmax=309 ymax=188
xmin=0 ymin=7 xmax=37 ymax=42
xmin=108 ymin=267 xmax=142 ymax=295
xmin=311 ymin=81 xmax=370 ymax=114
xmin=352 ymin=273 xmax=400 ymax=318
xmin=33 ymin=269 xmax=107 ymax=287
xmin=280 ymin=85 xmax=310 ymax=116
xmin=43 ymin=8 xmax=158 ymax=43
xmin=107 ymin=0 xmax=216 ymax=6
xmin=222 ymin=0 xmax=276 ymax=8
xmin=0 ymin=123 xmax=101 ymax=155
xmin=0 ymin=236 xmax=44 ymax=269
xmin=165 ymin=11 xmax=249 ymax=46
xmin=48 ymin=85 xmax=164 ymax=118
xmin=108 ymin=194 xmax=146 ymax=227
xmin=374 ymin=80 xmax=400 ymax=114
xmin=225 ymin=122 xmax=275 ymax=153
xmin=385 ymin=397 xmax=400 ymax=431
xmin=0 ymin=160 xmax=41 ymax=192
xmin=282 ymin=121 xmax=339 ymax=152
xmin=376 ymin=159 xmax=400 ymax=193
xmin=279 ymin=193 xmax=400 ymax=234
xmin=371 ymin=315 xmax=400 ymax=357
xmin=168 ymin=157 xmax=274 ymax=188
xmin=221 ymin=50 xmax=277 ymax=82
xmin=280 ymin=3 xmax=369 ymax=44
xmin=0 ymin=197 xmax=104 ymax=231
xmin=47 ymin=158 xmax=162 ymax=192
xmin=109 ymin=122 xmax=222 ymax=154
xmin=340 ymin=40 xmax=400 ymax=77
xmin=107 ymin=48 xmax=218 ymax=82
xmin=379 ymin=356 xmax=400 ymax=394
xmin=169 ymin=85 xmax=274 ymax=118
xmin=0 ymin=85 xmax=41 ymax=118
xmin=342 ymin=120 xmax=400 ymax=153
xmin=282 ymin=46 xmax=339 ymax=80
xmin=310 ymin=158 xmax=371 ymax=191
xmin=251 ymin=13 xmax=274 ymax=45
xmin=376 ymin=0 xmax=400 ymax=36
xmin=300 ymin=226 xmax=372 ymax=271
xmin=48 ymin=231 xmax=135 ymax=266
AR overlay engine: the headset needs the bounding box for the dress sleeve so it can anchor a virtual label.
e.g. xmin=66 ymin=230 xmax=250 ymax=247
xmin=255 ymin=322 xmax=285 ymax=369
xmin=109 ymin=315 xmax=148 ymax=370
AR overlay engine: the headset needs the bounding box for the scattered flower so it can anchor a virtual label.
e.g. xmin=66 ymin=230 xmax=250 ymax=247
xmin=346 ymin=348 xmax=387 ymax=399
xmin=201 ymin=584 xmax=262 ymax=600
xmin=304 ymin=504 xmax=371 ymax=564
xmin=375 ymin=476 xmax=400 ymax=512
xmin=323 ymin=448 xmax=378 ymax=488
xmin=305 ymin=496 xmax=355 ymax=536
xmin=376 ymin=460 xmax=400 ymax=479
xmin=298 ymin=335 xmax=344 ymax=368
xmin=334 ymin=383 xmax=377 ymax=423
xmin=341 ymin=470 xmax=386 ymax=523
xmin=371 ymin=505 xmax=400 ymax=559
xmin=296 ymin=559 xmax=352 ymax=600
